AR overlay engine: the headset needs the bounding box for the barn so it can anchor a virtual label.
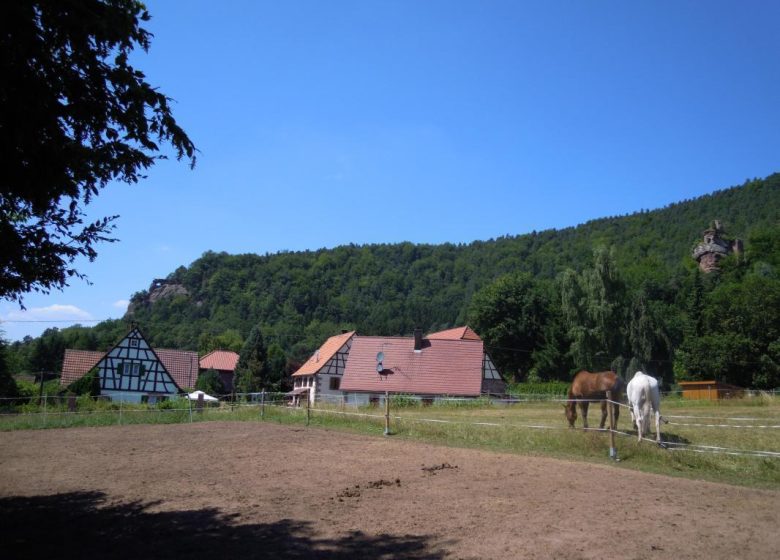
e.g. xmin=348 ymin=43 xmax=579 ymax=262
xmin=199 ymin=350 xmax=240 ymax=392
xmin=678 ymin=380 xmax=745 ymax=400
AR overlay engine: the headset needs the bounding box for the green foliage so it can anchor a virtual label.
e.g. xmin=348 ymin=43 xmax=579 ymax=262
xmin=198 ymin=329 xmax=244 ymax=354
xmin=468 ymin=272 xmax=552 ymax=380
xmin=234 ymin=325 xmax=268 ymax=393
xmin=66 ymin=369 xmax=101 ymax=396
xmin=6 ymin=174 xmax=780 ymax=390
xmin=560 ymin=246 xmax=627 ymax=371
xmin=674 ymin=272 xmax=780 ymax=388
xmin=0 ymin=1 xmax=195 ymax=305
xmin=0 ymin=337 xmax=19 ymax=399
xmin=195 ymin=368 xmax=225 ymax=396
xmin=27 ymin=328 xmax=67 ymax=373
xmin=266 ymin=343 xmax=289 ymax=391
xmin=14 ymin=379 xmax=38 ymax=400
xmin=508 ymin=381 xmax=571 ymax=398
xmin=390 ymin=393 xmax=420 ymax=408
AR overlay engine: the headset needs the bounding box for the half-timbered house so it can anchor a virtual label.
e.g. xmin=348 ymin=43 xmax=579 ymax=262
xmin=340 ymin=326 xmax=505 ymax=405
xmin=60 ymin=326 xmax=198 ymax=403
xmin=290 ymin=330 xmax=355 ymax=405
xmin=294 ymin=326 xmax=505 ymax=406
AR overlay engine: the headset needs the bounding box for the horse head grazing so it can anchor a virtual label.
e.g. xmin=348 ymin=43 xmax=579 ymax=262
xmin=626 ymin=371 xmax=662 ymax=444
xmin=564 ymin=395 xmax=577 ymax=428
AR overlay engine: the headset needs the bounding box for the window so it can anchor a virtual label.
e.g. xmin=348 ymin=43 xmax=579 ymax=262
xmin=120 ymin=362 xmax=140 ymax=376
xmin=329 ymin=377 xmax=340 ymax=391
xmin=129 ymin=339 xmax=139 ymax=347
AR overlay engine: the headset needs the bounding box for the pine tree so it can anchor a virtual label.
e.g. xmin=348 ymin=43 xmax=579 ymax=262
xmin=234 ymin=325 xmax=267 ymax=394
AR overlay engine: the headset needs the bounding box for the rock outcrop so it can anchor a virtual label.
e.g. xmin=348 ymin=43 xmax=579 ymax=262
xmin=692 ymin=221 xmax=742 ymax=273
xmin=126 ymin=279 xmax=189 ymax=315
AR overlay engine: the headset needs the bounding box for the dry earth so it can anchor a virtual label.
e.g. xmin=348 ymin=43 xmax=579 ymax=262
xmin=1 ymin=421 xmax=777 ymax=559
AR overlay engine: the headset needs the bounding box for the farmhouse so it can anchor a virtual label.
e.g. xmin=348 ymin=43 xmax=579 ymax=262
xmin=199 ymin=350 xmax=240 ymax=392
xmin=341 ymin=327 xmax=505 ymax=405
xmin=60 ymin=326 xmax=198 ymax=403
xmin=291 ymin=330 xmax=355 ymax=405
xmin=292 ymin=326 xmax=505 ymax=405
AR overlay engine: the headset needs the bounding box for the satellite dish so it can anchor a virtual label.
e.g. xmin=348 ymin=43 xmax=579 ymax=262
xmin=376 ymin=363 xmax=384 ymax=373
xmin=376 ymin=351 xmax=384 ymax=363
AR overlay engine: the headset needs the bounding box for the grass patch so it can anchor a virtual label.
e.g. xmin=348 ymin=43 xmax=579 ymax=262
xmin=1 ymin=395 xmax=778 ymax=488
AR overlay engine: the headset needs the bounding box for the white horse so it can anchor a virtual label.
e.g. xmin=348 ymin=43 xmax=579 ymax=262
xmin=626 ymin=371 xmax=662 ymax=444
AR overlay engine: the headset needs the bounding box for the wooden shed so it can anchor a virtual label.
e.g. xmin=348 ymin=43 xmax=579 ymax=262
xmin=679 ymin=380 xmax=744 ymax=400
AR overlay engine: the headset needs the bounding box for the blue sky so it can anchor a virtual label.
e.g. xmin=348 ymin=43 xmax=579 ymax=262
xmin=2 ymin=0 xmax=779 ymax=341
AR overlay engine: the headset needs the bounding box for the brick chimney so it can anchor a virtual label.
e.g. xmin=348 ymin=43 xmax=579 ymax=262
xmin=414 ymin=327 xmax=423 ymax=351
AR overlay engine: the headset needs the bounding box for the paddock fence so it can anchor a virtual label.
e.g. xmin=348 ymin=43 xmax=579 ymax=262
xmin=1 ymin=392 xmax=778 ymax=461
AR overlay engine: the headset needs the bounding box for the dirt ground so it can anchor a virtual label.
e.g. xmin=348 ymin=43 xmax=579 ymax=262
xmin=1 ymin=422 xmax=777 ymax=559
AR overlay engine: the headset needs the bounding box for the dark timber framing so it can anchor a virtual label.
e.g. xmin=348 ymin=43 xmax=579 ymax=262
xmin=98 ymin=327 xmax=180 ymax=397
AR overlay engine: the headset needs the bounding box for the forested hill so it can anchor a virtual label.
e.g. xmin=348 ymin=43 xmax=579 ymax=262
xmin=128 ymin=173 xmax=777 ymax=353
xmin=8 ymin=173 xmax=780 ymax=389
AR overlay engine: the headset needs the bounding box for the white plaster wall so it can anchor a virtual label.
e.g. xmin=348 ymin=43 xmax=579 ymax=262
xmin=343 ymin=392 xmax=371 ymax=406
xmin=315 ymin=374 xmax=344 ymax=404
xmin=102 ymin=390 xmax=144 ymax=404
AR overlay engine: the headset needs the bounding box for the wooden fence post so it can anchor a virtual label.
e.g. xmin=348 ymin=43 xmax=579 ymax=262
xmin=384 ymin=391 xmax=391 ymax=436
xmin=260 ymin=390 xmax=265 ymax=418
xmin=306 ymin=390 xmax=311 ymax=426
xmin=606 ymin=390 xmax=618 ymax=461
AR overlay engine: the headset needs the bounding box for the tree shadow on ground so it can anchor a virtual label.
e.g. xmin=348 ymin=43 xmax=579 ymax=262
xmin=0 ymin=491 xmax=447 ymax=559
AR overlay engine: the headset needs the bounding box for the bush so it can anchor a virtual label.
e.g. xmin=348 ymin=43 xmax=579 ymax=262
xmin=508 ymin=381 xmax=570 ymax=399
xmin=434 ymin=395 xmax=492 ymax=408
xmin=195 ymin=368 xmax=224 ymax=395
xmin=158 ymin=397 xmax=184 ymax=410
xmin=66 ymin=369 xmax=101 ymax=396
xmin=390 ymin=393 xmax=420 ymax=408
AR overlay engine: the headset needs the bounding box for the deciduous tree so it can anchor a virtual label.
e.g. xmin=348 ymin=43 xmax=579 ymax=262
xmin=1 ymin=0 xmax=195 ymax=305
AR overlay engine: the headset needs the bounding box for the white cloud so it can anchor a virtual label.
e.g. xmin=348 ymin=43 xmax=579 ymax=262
xmin=113 ymin=299 xmax=130 ymax=311
xmin=3 ymin=304 xmax=93 ymax=323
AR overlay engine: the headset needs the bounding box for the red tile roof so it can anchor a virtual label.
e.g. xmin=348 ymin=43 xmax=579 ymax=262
xmin=155 ymin=348 xmax=200 ymax=390
xmin=199 ymin=350 xmax=239 ymax=372
xmin=340 ymin=335 xmax=485 ymax=396
xmin=60 ymin=347 xmax=199 ymax=391
xmin=293 ymin=331 xmax=355 ymax=377
xmin=427 ymin=326 xmax=482 ymax=341
xmin=60 ymin=350 xmax=104 ymax=387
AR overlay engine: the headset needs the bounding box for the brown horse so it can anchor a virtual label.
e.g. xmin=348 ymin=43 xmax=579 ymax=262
xmin=564 ymin=370 xmax=625 ymax=429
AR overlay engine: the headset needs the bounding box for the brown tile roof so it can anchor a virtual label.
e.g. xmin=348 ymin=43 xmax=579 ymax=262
xmin=340 ymin=335 xmax=485 ymax=396
xmin=60 ymin=350 xmax=104 ymax=387
xmin=199 ymin=350 xmax=240 ymax=372
xmin=292 ymin=331 xmax=355 ymax=377
xmin=427 ymin=326 xmax=482 ymax=341
xmin=155 ymin=349 xmax=200 ymax=390
xmin=59 ymin=347 xmax=199 ymax=391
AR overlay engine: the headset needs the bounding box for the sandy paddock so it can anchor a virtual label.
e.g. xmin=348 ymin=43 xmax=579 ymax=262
xmin=1 ymin=421 xmax=777 ymax=559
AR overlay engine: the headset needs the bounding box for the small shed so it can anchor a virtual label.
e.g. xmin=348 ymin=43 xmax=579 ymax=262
xmin=679 ymin=380 xmax=744 ymax=400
